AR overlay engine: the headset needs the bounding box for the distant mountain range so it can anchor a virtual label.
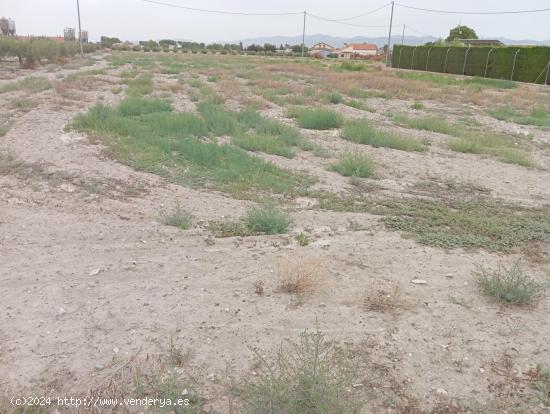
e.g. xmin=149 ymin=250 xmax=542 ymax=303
xmin=232 ymin=33 xmax=550 ymax=47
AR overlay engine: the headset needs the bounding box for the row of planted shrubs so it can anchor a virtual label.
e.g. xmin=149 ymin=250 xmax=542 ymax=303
xmin=110 ymin=44 xmax=302 ymax=56
xmin=0 ymin=38 xmax=98 ymax=67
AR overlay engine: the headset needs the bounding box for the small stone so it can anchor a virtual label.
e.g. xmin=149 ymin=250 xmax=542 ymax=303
xmin=89 ymin=268 xmax=101 ymax=276
xmin=57 ymin=307 xmax=66 ymax=316
xmin=181 ymin=388 xmax=188 ymax=396
xmin=113 ymin=347 xmax=119 ymax=354
xmin=352 ymin=383 xmax=364 ymax=388
xmin=95 ymin=364 xmax=104 ymax=370
xmin=436 ymin=388 xmax=448 ymax=396
xmin=411 ymin=279 xmax=428 ymax=285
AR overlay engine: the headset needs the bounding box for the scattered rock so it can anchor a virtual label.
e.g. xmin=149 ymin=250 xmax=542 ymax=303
xmin=89 ymin=268 xmax=101 ymax=276
xmin=436 ymin=387 xmax=448 ymax=396
xmin=411 ymin=279 xmax=428 ymax=285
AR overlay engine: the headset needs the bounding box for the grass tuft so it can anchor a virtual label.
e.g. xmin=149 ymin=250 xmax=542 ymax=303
xmin=126 ymin=72 xmax=153 ymax=96
xmin=0 ymin=76 xmax=51 ymax=94
xmin=160 ymin=203 xmax=192 ymax=230
xmin=326 ymin=92 xmax=343 ymax=104
xmin=289 ymin=107 xmax=343 ymax=130
xmin=118 ymin=97 xmax=172 ymax=116
xmin=489 ymin=106 xmax=550 ymax=127
xmin=70 ymin=100 xmax=310 ymax=196
xmin=392 ymin=114 xmax=455 ymax=135
xmin=232 ymin=134 xmax=294 ymax=158
xmin=295 ymin=233 xmax=310 ymax=246
xmin=343 ymin=120 xmax=426 ymax=152
xmin=476 ymin=262 xmax=545 ymax=306
xmin=245 ymin=204 xmax=294 ymax=235
xmin=331 ymin=152 xmax=375 ymax=178
xmin=449 ymin=131 xmax=534 ymax=167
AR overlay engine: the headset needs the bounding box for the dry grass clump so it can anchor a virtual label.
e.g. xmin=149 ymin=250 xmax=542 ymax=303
xmin=1 ymin=341 xmax=203 ymax=414
xmin=277 ymin=257 xmax=326 ymax=295
xmin=363 ymin=285 xmax=407 ymax=314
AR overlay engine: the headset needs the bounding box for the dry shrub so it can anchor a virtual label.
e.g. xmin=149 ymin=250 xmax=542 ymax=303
xmin=1 ymin=341 xmax=203 ymax=414
xmin=254 ymin=280 xmax=264 ymax=296
xmin=363 ymin=285 xmax=406 ymax=313
xmin=277 ymin=257 xmax=326 ymax=295
xmin=216 ymin=78 xmax=242 ymax=99
xmin=522 ymin=240 xmax=549 ymax=264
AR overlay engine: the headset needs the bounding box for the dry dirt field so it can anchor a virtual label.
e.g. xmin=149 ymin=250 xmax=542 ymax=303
xmin=1 ymin=52 xmax=549 ymax=414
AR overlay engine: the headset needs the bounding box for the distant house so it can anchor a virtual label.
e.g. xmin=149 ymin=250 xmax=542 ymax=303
xmin=461 ymin=39 xmax=504 ymax=47
xmin=309 ymin=42 xmax=337 ymax=58
xmin=338 ymin=43 xmax=379 ymax=59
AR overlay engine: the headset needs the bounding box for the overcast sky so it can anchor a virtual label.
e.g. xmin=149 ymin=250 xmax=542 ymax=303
xmin=3 ymin=0 xmax=550 ymax=43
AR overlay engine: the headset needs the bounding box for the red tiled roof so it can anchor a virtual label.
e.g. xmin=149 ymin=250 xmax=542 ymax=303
xmin=346 ymin=43 xmax=378 ymax=51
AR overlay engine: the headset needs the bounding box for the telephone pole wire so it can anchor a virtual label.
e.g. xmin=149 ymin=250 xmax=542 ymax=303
xmin=77 ymin=0 xmax=83 ymax=55
xmin=386 ymin=0 xmax=394 ymax=66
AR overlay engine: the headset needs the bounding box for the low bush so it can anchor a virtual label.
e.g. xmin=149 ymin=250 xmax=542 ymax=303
xmin=326 ymin=92 xmax=343 ymax=104
xmin=245 ymin=204 xmax=294 ymax=234
xmin=476 ymin=262 xmax=545 ymax=306
xmin=240 ymin=329 xmax=361 ymax=414
xmin=333 ymin=61 xmax=371 ymax=72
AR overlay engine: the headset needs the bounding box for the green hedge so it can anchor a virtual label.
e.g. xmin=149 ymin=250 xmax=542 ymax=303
xmin=392 ymin=45 xmax=550 ymax=84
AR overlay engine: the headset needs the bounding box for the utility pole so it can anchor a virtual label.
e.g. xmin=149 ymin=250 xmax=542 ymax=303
xmin=301 ymin=11 xmax=307 ymax=58
xmin=401 ymin=24 xmax=405 ymax=44
xmin=76 ymin=0 xmax=83 ymax=55
xmin=386 ymin=0 xmax=394 ymax=66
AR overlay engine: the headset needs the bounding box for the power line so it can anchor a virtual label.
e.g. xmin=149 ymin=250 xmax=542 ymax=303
xmin=139 ymin=0 xmax=303 ymax=16
xmin=310 ymin=3 xmax=391 ymax=22
xmin=308 ymin=13 xmax=388 ymax=29
xmin=404 ymin=24 xmax=433 ymax=38
xmin=395 ymin=3 xmax=550 ymax=15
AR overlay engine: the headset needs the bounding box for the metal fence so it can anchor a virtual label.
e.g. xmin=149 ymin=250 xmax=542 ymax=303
xmin=392 ymin=45 xmax=550 ymax=85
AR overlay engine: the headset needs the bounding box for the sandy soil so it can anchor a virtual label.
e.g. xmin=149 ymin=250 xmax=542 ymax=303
xmin=1 ymin=53 xmax=549 ymax=413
